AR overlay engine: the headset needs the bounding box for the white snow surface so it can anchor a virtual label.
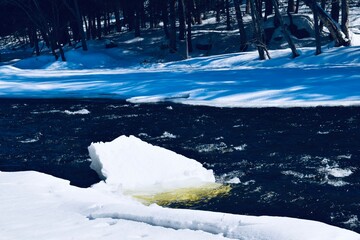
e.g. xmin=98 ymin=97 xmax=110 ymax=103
xmin=1 ymin=170 xmax=359 ymax=240
xmin=0 ymin=45 xmax=360 ymax=107
xmin=88 ymin=135 xmax=215 ymax=194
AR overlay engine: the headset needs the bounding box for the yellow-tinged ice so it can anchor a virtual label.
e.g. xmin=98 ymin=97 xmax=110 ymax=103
xmin=133 ymin=183 xmax=231 ymax=206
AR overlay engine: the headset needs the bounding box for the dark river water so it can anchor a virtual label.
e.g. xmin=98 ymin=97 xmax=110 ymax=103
xmin=0 ymin=98 xmax=359 ymax=233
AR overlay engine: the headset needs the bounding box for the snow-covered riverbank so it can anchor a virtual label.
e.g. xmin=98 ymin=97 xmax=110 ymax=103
xmin=1 ymin=44 xmax=360 ymax=107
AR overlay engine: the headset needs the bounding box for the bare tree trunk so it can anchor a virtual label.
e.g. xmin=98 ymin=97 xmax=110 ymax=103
xmin=113 ymin=0 xmax=122 ymax=32
xmin=33 ymin=27 xmax=40 ymax=56
xmin=331 ymin=0 xmax=340 ymax=23
xmin=264 ymin=0 xmax=273 ymax=20
xmin=179 ymin=0 xmax=186 ymax=40
xmin=39 ymin=29 xmax=50 ymax=47
xmin=234 ymin=0 xmax=248 ymax=51
xmin=194 ymin=0 xmax=202 ymax=24
xmin=288 ymin=0 xmax=295 ymax=13
xmin=103 ymin=13 xmax=108 ymax=35
xmin=272 ymin=0 xmax=299 ymax=58
xmin=162 ymin=1 xmax=170 ymax=38
xmin=186 ymin=0 xmax=194 ymax=52
xmin=134 ymin=1 xmax=141 ymax=37
xmin=256 ymin=0 xmax=263 ymax=19
xmin=74 ymin=0 xmax=88 ymax=51
xmin=59 ymin=45 xmax=66 ymax=61
xmin=149 ymin=0 xmax=155 ymax=28
xmin=225 ymin=0 xmax=231 ymax=30
xmin=216 ymin=0 xmax=221 ymax=22
xmin=96 ymin=14 xmax=102 ymax=39
xmin=250 ymin=0 xmax=269 ymax=60
xmin=169 ymin=0 xmax=177 ymax=52
xmin=246 ymin=0 xmax=251 ymax=14
xmin=319 ymin=0 xmax=326 ymax=31
xmin=295 ymin=0 xmax=300 ymax=13
xmin=179 ymin=0 xmax=188 ymax=58
xmin=83 ymin=16 xmax=89 ymax=40
xmin=140 ymin=2 xmax=146 ymax=29
xmin=341 ymin=0 xmax=350 ymax=41
xmin=312 ymin=0 xmax=322 ymax=55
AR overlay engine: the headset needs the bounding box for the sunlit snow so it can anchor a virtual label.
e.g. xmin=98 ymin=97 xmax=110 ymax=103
xmin=0 ymin=46 xmax=360 ymax=107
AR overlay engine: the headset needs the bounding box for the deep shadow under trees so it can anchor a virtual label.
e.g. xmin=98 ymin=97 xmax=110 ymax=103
xmin=0 ymin=0 xmax=352 ymax=61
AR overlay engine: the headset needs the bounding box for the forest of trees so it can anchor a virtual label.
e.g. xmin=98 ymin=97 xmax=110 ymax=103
xmin=0 ymin=0 xmax=355 ymax=61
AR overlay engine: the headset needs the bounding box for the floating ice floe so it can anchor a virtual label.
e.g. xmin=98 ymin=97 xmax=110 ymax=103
xmin=88 ymin=135 xmax=218 ymax=196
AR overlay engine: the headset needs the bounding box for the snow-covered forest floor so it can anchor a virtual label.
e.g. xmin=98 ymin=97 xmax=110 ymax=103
xmin=1 ymin=4 xmax=360 ymax=64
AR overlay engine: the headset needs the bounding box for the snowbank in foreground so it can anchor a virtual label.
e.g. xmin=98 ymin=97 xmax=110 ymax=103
xmin=1 ymin=170 xmax=359 ymax=240
xmin=88 ymin=135 xmax=215 ymax=194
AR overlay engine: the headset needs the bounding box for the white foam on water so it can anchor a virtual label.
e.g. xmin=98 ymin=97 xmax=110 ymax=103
xmin=160 ymin=131 xmax=177 ymax=139
xmin=226 ymin=177 xmax=241 ymax=184
xmin=325 ymin=168 xmax=353 ymax=178
xmin=281 ymin=170 xmax=316 ymax=179
xmin=217 ymin=170 xmax=245 ymax=185
xmin=234 ymin=144 xmax=247 ymax=151
xmin=337 ymin=154 xmax=352 ymax=160
xmin=195 ymin=142 xmax=233 ymax=153
xmin=343 ymin=215 xmax=360 ymax=229
xmin=64 ymin=109 xmax=90 ymax=115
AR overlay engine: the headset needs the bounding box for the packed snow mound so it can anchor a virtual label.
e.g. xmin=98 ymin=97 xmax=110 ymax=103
xmin=88 ymin=135 xmax=215 ymax=194
xmin=1 ymin=171 xmax=359 ymax=240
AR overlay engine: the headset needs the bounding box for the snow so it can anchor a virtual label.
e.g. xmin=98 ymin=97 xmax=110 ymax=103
xmin=88 ymin=135 xmax=215 ymax=194
xmin=0 ymin=45 xmax=360 ymax=107
xmin=1 ymin=169 xmax=359 ymax=240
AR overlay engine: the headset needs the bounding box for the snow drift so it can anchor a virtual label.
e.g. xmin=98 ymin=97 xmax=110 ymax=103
xmin=1 ymin=168 xmax=359 ymax=240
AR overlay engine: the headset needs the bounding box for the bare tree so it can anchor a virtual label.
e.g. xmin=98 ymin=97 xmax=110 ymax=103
xmin=272 ymin=0 xmax=299 ymax=58
xmin=63 ymin=0 xmax=88 ymax=51
xmin=225 ymin=0 xmax=231 ymax=30
xmin=179 ymin=0 xmax=189 ymax=58
xmin=330 ymin=0 xmax=340 ymax=23
xmin=234 ymin=0 xmax=248 ymax=51
xmin=179 ymin=0 xmax=187 ymax=40
xmin=303 ymin=0 xmax=350 ymax=46
xmin=249 ymin=0 xmax=270 ymax=60
xmin=341 ymin=0 xmax=350 ymax=41
xmin=312 ymin=0 xmax=322 ymax=55
xmin=186 ymin=0 xmax=194 ymax=52
xmin=169 ymin=0 xmax=177 ymax=53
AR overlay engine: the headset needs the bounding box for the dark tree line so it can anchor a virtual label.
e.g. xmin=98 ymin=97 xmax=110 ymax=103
xmin=0 ymin=0 xmax=352 ymax=61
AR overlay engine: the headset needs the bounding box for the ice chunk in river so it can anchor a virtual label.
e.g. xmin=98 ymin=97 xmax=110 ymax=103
xmin=88 ymin=135 xmax=215 ymax=194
